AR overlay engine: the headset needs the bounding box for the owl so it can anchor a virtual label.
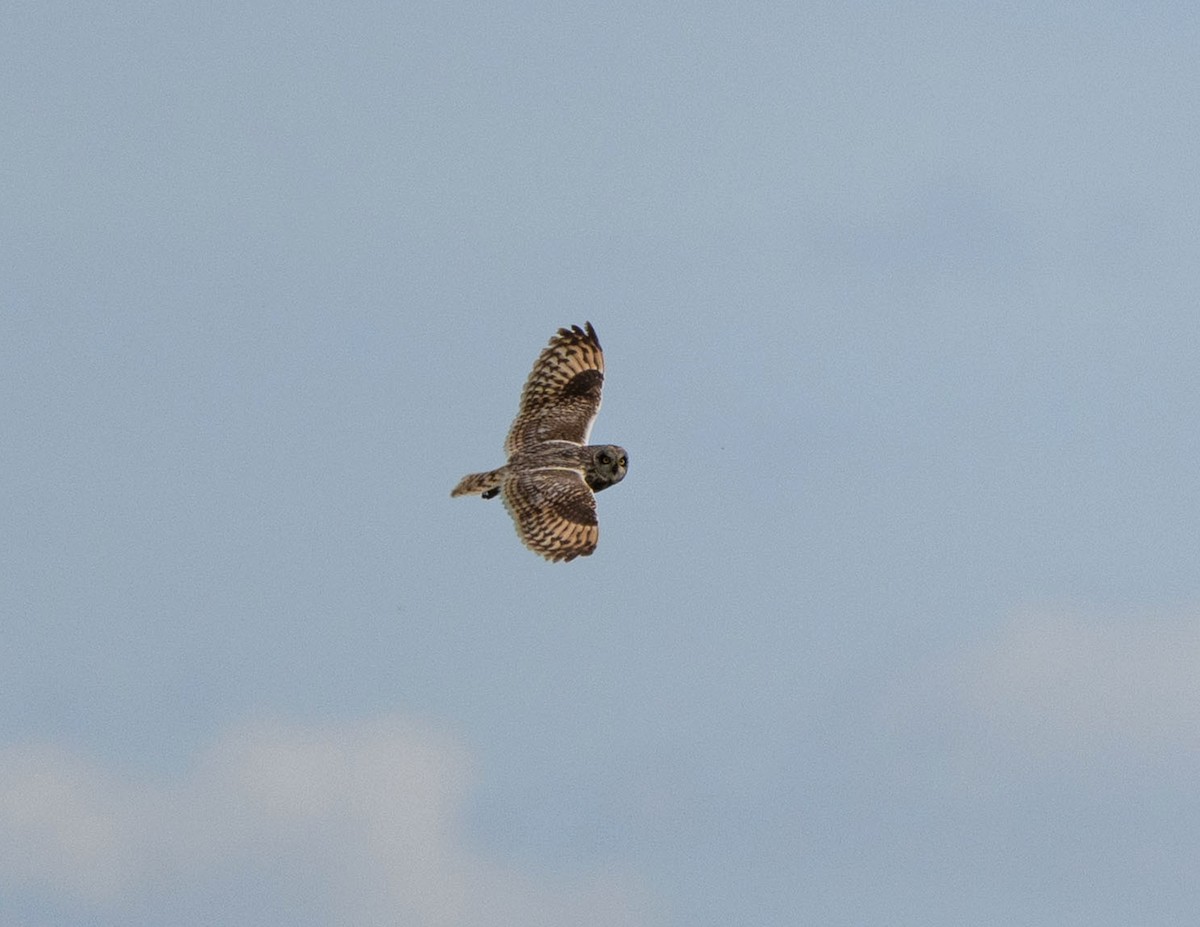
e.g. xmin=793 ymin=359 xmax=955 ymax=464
xmin=451 ymin=322 xmax=629 ymax=562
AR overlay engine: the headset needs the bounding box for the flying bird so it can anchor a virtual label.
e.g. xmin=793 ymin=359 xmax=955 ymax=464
xmin=451 ymin=322 xmax=628 ymax=562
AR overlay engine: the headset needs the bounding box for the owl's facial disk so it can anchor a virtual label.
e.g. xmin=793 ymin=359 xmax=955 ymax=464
xmin=590 ymin=445 xmax=629 ymax=490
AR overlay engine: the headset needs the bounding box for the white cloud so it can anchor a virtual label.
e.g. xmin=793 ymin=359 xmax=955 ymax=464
xmin=0 ymin=716 xmax=660 ymax=927
xmin=0 ymin=743 xmax=141 ymax=904
xmin=876 ymin=605 xmax=1200 ymax=798
xmin=953 ymin=608 xmax=1200 ymax=756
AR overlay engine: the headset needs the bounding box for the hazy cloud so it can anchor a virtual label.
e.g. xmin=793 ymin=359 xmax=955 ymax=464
xmin=866 ymin=606 xmax=1200 ymax=806
xmin=0 ymin=716 xmax=659 ymax=927
xmin=954 ymin=608 xmax=1200 ymax=756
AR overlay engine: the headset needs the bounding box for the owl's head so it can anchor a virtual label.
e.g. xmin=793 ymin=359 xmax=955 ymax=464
xmin=587 ymin=445 xmax=629 ymax=493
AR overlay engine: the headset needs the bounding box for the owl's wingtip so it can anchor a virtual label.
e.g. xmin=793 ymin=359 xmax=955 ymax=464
xmin=555 ymin=322 xmax=601 ymax=350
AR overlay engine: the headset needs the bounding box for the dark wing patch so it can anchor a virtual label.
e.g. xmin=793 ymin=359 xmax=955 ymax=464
xmin=505 ymin=323 xmax=604 ymax=454
xmin=500 ymin=468 xmax=599 ymax=562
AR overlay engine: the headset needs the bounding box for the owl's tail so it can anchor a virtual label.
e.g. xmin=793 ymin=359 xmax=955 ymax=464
xmin=451 ymin=467 xmax=505 ymax=498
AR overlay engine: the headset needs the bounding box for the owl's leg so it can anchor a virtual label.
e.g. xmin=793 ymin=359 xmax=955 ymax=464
xmin=481 ymin=487 xmax=500 ymax=500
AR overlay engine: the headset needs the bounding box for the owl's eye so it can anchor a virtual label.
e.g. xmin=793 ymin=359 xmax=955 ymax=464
xmin=618 ymin=457 xmax=626 ymax=467
xmin=598 ymin=453 xmax=611 ymax=465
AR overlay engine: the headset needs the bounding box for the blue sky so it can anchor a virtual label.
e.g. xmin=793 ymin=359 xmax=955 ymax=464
xmin=3 ymin=2 xmax=1199 ymax=925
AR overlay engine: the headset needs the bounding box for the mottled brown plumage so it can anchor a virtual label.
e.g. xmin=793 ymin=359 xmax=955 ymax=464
xmin=505 ymin=323 xmax=606 ymax=453
xmin=451 ymin=323 xmax=628 ymax=562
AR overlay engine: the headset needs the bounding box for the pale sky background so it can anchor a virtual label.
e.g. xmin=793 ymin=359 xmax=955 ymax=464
xmin=3 ymin=3 xmax=1199 ymax=925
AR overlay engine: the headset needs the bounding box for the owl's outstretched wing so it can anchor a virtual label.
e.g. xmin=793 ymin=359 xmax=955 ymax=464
xmin=500 ymin=468 xmax=598 ymax=562
xmin=505 ymin=323 xmax=604 ymax=454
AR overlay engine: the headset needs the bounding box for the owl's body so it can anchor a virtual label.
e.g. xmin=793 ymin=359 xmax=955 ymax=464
xmin=451 ymin=323 xmax=628 ymax=562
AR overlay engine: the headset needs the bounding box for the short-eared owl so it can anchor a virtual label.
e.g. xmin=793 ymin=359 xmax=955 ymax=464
xmin=451 ymin=322 xmax=628 ymax=562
